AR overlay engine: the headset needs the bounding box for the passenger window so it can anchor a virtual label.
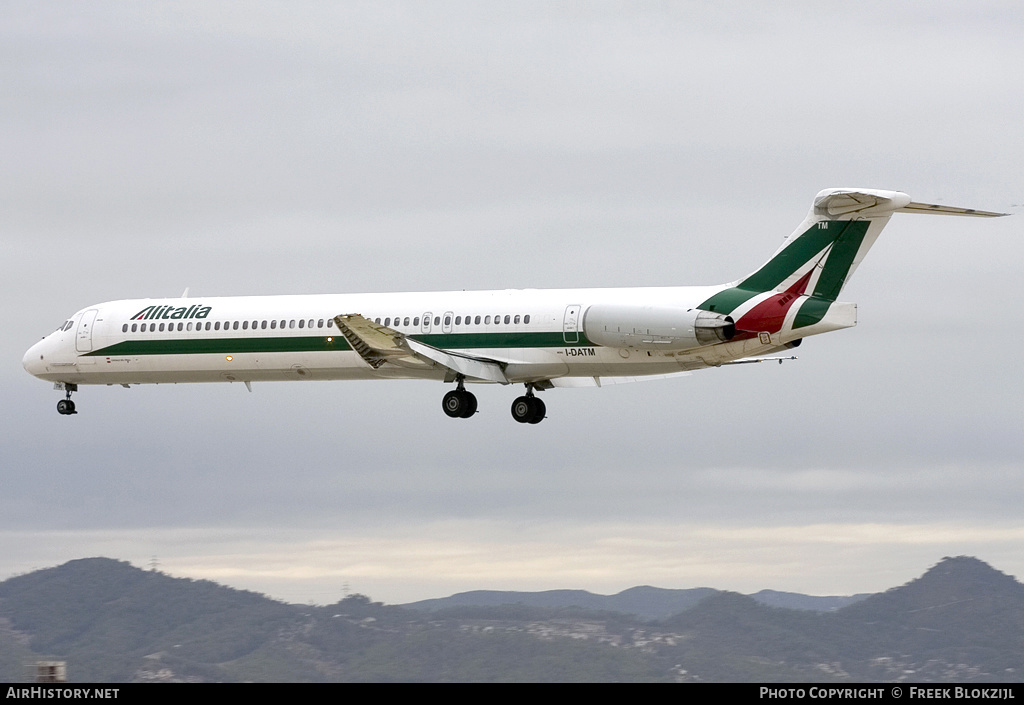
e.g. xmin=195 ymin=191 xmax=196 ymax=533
xmin=159 ymin=323 xmax=165 ymax=332
xmin=455 ymin=316 xmax=461 ymax=325
xmin=404 ymin=317 xmax=410 ymax=326
xmin=289 ymin=320 xmax=295 ymax=329
xmin=214 ymin=322 xmax=220 ymax=331
xmin=413 ymin=317 xmax=420 ymax=326
xmin=475 ymin=315 xmax=481 ymax=324
xmin=177 ymin=322 xmax=183 ymax=331
xmin=327 ymin=319 xmax=334 ymax=328
xmin=271 ymin=320 xmax=277 ymax=329
xmin=308 ymin=319 xmax=314 ymax=328
xmin=385 ymin=318 xmax=391 ymax=326
xmin=434 ymin=316 xmax=440 ymax=326
xmin=514 ymin=315 xmax=520 ymax=324
xmin=444 ymin=315 xmax=451 ymax=326
xmin=242 ymin=321 xmax=249 ymax=330
xmin=524 ymin=314 xmax=530 ymax=324
xmin=131 ymin=324 xmax=137 ymax=333
xmin=186 ymin=322 xmax=192 ymax=331
xmin=122 ymin=324 xmax=128 ymax=333
xmin=232 ymin=321 xmax=238 ymax=330
xmin=375 ymin=318 xmax=381 ymax=324
xmin=318 ymin=319 xmax=324 ymax=328
xmin=298 ymin=319 xmax=305 ymax=329
xmin=485 ymin=315 xmax=491 ymax=324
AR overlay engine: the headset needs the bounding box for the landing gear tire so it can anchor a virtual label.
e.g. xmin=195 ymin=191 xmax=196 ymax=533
xmin=56 ymin=399 xmax=76 ymax=416
xmin=527 ymin=397 xmax=545 ymax=424
xmin=511 ymin=396 xmax=545 ymax=424
xmin=460 ymin=391 xmax=477 ymax=418
xmin=442 ymin=390 xmax=477 ymax=419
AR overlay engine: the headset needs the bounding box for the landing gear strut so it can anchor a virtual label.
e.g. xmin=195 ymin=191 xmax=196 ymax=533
xmin=511 ymin=384 xmax=546 ymax=424
xmin=442 ymin=376 xmax=477 ymax=419
xmin=56 ymin=384 xmax=78 ymax=416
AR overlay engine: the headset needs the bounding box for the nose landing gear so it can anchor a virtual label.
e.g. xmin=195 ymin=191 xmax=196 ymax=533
xmin=56 ymin=384 xmax=78 ymax=416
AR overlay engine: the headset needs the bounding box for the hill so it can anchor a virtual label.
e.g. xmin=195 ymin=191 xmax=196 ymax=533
xmin=403 ymin=585 xmax=865 ymax=620
xmin=0 ymin=555 xmax=1020 ymax=682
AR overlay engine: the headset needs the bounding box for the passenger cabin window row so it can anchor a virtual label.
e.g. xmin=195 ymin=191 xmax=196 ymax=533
xmin=122 ymin=313 xmax=533 ymax=334
xmin=374 ymin=314 xmax=531 ymax=327
xmin=122 ymin=318 xmax=336 ymax=333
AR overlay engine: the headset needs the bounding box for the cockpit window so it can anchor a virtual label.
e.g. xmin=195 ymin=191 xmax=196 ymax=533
xmin=60 ymin=320 xmax=73 ymax=332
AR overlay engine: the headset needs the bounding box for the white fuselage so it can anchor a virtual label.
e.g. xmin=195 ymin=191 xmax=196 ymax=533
xmin=22 ymin=284 xmax=796 ymax=388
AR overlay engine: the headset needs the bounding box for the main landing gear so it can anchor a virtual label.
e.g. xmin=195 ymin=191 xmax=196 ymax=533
xmin=441 ymin=379 xmax=547 ymax=424
xmin=510 ymin=384 xmax=545 ymax=425
xmin=56 ymin=384 xmax=78 ymax=416
xmin=442 ymin=377 xmax=477 ymax=419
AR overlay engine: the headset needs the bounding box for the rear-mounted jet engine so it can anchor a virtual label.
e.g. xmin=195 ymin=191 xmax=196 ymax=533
xmin=582 ymin=304 xmax=735 ymax=351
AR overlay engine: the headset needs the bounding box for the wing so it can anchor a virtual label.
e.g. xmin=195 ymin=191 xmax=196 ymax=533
xmin=332 ymin=314 xmax=510 ymax=384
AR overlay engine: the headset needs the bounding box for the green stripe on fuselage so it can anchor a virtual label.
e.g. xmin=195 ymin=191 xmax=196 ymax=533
xmin=698 ymin=286 xmax=762 ymax=314
xmin=85 ymin=331 xmax=594 ymax=357
xmin=85 ymin=336 xmax=350 ymax=357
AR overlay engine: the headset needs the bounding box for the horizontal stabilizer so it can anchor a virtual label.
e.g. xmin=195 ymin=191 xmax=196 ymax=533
xmin=898 ymin=202 xmax=1007 ymax=218
xmin=814 ymin=189 xmax=911 ymax=218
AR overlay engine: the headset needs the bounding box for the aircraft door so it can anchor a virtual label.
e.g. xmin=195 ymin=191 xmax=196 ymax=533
xmin=76 ymin=309 xmax=98 ymax=353
xmin=563 ymin=304 xmax=581 ymax=344
xmin=421 ymin=311 xmax=432 ymax=334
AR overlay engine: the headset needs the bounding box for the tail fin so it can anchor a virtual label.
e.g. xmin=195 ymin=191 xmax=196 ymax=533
xmin=699 ymin=188 xmax=1005 ymax=340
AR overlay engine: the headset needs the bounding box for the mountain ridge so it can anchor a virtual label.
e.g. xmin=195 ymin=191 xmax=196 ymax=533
xmin=0 ymin=555 xmax=1019 ymax=682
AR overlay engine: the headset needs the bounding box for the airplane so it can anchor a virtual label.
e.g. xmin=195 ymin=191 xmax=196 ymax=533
xmin=23 ymin=188 xmax=1004 ymax=423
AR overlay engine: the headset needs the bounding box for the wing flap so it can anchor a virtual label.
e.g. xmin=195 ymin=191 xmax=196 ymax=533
xmin=332 ymin=314 xmax=509 ymax=383
xmin=405 ymin=338 xmax=509 ymax=383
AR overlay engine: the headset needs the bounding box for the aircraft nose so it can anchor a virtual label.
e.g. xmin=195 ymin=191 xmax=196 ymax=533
xmin=23 ymin=339 xmax=47 ymax=378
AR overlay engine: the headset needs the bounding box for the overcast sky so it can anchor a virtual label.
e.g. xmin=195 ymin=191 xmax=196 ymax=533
xmin=2 ymin=1 xmax=1022 ymax=605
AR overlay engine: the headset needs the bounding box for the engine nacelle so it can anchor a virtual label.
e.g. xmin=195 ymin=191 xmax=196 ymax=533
xmin=582 ymin=304 xmax=735 ymax=351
